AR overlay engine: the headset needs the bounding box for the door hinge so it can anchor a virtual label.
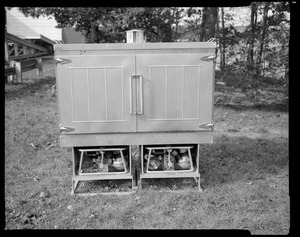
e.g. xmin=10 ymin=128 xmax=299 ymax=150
xmin=198 ymin=122 xmax=214 ymax=131
xmin=54 ymin=57 xmax=71 ymax=64
xmin=59 ymin=125 xmax=75 ymax=133
xmin=200 ymin=55 xmax=216 ymax=62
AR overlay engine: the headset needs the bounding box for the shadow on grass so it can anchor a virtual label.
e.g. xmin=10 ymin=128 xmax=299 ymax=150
xmin=138 ymin=134 xmax=288 ymax=191
xmin=199 ymin=135 xmax=288 ymax=189
xmin=5 ymin=77 xmax=56 ymax=100
xmin=215 ymin=102 xmax=289 ymax=113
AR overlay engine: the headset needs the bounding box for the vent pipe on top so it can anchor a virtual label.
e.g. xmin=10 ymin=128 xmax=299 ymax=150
xmin=126 ymin=29 xmax=146 ymax=43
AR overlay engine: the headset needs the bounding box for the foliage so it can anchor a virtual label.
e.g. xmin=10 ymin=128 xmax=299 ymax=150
xmin=15 ymin=7 xmax=187 ymax=43
xmin=199 ymin=7 xmax=219 ymax=41
xmin=16 ymin=7 xmax=128 ymax=43
xmin=216 ymin=65 xmax=287 ymax=93
xmin=218 ymin=2 xmax=289 ymax=80
xmin=13 ymin=5 xmax=290 ymax=82
xmin=182 ymin=8 xmax=202 ymax=41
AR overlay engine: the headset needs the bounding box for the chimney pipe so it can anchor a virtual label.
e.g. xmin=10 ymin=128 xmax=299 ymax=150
xmin=126 ymin=29 xmax=146 ymax=43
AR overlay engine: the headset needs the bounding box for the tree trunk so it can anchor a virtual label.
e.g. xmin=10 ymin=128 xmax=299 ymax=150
xmin=200 ymin=7 xmax=218 ymax=41
xmin=81 ymin=29 xmax=88 ymax=43
xmin=257 ymin=2 xmax=270 ymax=74
xmin=171 ymin=7 xmax=180 ymax=41
xmin=248 ymin=2 xmax=258 ymax=64
xmin=89 ymin=23 xmax=97 ymax=43
xmin=220 ymin=7 xmax=226 ymax=70
xmin=163 ymin=10 xmax=173 ymax=42
xmin=199 ymin=7 xmax=207 ymax=41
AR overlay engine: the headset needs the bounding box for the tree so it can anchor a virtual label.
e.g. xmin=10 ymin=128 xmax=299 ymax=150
xmin=171 ymin=7 xmax=186 ymax=40
xmin=184 ymin=7 xmax=203 ymax=41
xmin=15 ymin=7 xmax=188 ymax=43
xmin=220 ymin=7 xmax=226 ymax=70
xmin=199 ymin=7 xmax=219 ymax=41
xmin=235 ymin=2 xmax=290 ymax=78
xmin=217 ymin=8 xmax=240 ymax=71
xmin=124 ymin=7 xmax=180 ymax=42
xmin=261 ymin=2 xmax=290 ymax=78
xmin=248 ymin=2 xmax=258 ymax=64
xmin=257 ymin=2 xmax=270 ymax=69
xmin=15 ymin=7 xmax=134 ymax=43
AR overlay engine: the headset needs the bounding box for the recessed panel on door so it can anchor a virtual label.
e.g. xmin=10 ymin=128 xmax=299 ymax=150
xmin=136 ymin=54 xmax=214 ymax=132
xmin=57 ymin=55 xmax=136 ymax=134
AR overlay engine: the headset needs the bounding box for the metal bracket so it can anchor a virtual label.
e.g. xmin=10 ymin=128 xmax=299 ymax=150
xmin=59 ymin=125 xmax=75 ymax=133
xmin=54 ymin=57 xmax=71 ymax=64
xmin=200 ymin=55 xmax=216 ymax=62
xmin=198 ymin=122 xmax=214 ymax=131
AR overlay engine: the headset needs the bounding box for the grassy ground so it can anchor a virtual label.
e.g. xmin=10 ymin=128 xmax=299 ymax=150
xmin=5 ymin=60 xmax=289 ymax=233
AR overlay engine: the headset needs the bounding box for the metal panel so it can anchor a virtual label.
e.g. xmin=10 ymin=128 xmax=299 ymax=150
xmin=54 ymin=43 xmax=216 ymax=59
xmin=57 ymin=55 xmax=136 ymax=134
xmin=54 ymin=42 xmax=216 ymax=52
xmin=55 ymin=43 xmax=215 ymax=139
xmin=136 ymin=54 xmax=214 ymax=132
xmin=59 ymin=131 xmax=213 ymax=147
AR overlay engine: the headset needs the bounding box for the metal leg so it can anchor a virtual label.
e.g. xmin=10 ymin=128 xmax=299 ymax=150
xmin=129 ymin=146 xmax=132 ymax=176
xmin=71 ymin=180 xmax=79 ymax=195
xmin=71 ymin=148 xmax=77 ymax=195
xmin=140 ymin=146 xmax=144 ymax=176
xmin=187 ymin=148 xmax=193 ymax=171
xmin=78 ymin=151 xmax=84 ymax=174
xmin=197 ymin=176 xmax=203 ymax=192
xmin=193 ymin=176 xmax=202 ymax=192
xmin=146 ymin=148 xmax=152 ymax=172
xmin=120 ymin=150 xmax=128 ymax=173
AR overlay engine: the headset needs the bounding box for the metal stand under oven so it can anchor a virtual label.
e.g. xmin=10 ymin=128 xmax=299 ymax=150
xmin=71 ymin=146 xmax=136 ymax=195
xmin=139 ymin=144 xmax=203 ymax=192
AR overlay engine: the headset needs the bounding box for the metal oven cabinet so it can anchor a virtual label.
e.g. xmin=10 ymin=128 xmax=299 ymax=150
xmin=54 ymin=42 xmax=216 ymax=193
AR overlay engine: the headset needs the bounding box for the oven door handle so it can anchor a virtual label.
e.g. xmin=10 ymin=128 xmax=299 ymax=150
xmin=130 ymin=75 xmax=137 ymax=115
xmin=136 ymin=75 xmax=143 ymax=115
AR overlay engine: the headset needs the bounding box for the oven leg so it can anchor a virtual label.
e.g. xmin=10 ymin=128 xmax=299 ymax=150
xmin=194 ymin=176 xmax=203 ymax=192
xmin=139 ymin=178 xmax=143 ymax=191
xmin=71 ymin=179 xmax=79 ymax=195
xmin=197 ymin=176 xmax=203 ymax=192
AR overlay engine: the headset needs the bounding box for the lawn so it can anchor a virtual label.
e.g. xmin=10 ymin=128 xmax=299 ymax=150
xmin=5 ymin=59 xmax=289 ymax=233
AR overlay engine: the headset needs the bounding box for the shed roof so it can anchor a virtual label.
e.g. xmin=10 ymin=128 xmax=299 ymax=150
xmin=16 ymin=34 xmax=56 ymax=45
xmin=6 ymin=7 xmax=62 ymax=41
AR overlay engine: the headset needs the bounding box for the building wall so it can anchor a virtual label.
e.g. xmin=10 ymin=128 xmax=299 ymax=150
xmin=6 ymin=7 xmax=62 ymax=41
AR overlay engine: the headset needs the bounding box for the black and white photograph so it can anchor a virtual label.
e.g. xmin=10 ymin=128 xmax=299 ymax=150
xmin=5 ymin=5 xmax=289 ymax=233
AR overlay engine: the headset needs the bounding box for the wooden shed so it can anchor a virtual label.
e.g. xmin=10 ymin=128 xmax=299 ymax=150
xmin=6 ymin=7 xmax=62 ymax=42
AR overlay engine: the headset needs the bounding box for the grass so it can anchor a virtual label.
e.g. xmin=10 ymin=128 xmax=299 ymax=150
xmin=5 ymin=62 xmax=289 ymax=233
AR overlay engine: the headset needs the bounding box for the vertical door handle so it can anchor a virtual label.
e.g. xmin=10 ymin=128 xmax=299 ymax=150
xmin=129 ymin=75 xmax=137 ymax=114
xmin=137 ymin=75 xmax=143 ymax=115
xmin=129 ymin=75 xmax=133 ymax=114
